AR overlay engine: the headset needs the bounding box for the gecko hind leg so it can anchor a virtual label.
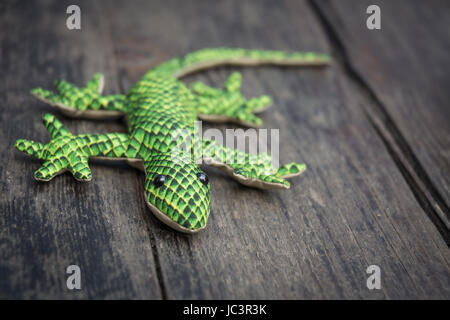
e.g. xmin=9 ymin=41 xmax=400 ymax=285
xmin=31 ymin=73 xmax=127 ymax=119
xmin=192 ymin=72 xmax=272 ymax=127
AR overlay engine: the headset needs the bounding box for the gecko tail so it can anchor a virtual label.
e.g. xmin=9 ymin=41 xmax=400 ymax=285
xmin=149 ymin=48 xmax=331 ymax=78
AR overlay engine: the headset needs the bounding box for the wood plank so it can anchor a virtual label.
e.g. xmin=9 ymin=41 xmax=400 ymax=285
xmin=314 ymin=0 xmax=450 ymax=230
xmin=105 ymin=0 xmax=450 ymax=298
xmin=0 ymin=0 xmax=161 ymax=298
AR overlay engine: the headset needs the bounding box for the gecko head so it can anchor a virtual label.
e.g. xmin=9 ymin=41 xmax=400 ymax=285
xmin=143 ymin=154 xmax=211 ymax=233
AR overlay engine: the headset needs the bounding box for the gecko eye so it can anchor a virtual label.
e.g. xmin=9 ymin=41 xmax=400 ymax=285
xmin=153 ymin=174 xmax=167 ymax=188
xmin=197 ymin=172 xmax=209 ymax=185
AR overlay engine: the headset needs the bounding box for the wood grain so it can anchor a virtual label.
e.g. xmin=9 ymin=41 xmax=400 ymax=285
xmin=0 ymin=0 xmax=449 ymax=299
xmin=105 ymin=0 xmax=449 ymax=299
xmin=0 ymin=0 xmax=161 ymax=299
xmin=314 ymin=0 xmax=450 ymax=231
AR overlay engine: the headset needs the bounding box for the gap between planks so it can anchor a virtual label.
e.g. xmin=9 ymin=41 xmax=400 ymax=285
xmin=308 ymin=0 xmax=450 ymax=246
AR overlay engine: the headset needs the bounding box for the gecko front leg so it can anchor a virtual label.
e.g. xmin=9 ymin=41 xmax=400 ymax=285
xmin=31 ymin=73 xmax=127 ymax=119
xmin=15 ymin=114 xmax=131 ymax=181
xmin=192 ymin=72 xmax=272 ymax=127
xmin=200 ymin=139 xmax=306 ymax=189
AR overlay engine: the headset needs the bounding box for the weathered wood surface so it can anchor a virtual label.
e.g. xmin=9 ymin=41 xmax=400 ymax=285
xmin=314 ymin=0 xmax=450 ymax=233
xmin=0 ymin=0 xmax=449 ymax=299
xmin=0 ymin=1 xmax=162 ymax=299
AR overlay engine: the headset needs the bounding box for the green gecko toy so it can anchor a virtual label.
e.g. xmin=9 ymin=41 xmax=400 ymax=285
xmin=15 ymin=48 xmax=329 ymax=233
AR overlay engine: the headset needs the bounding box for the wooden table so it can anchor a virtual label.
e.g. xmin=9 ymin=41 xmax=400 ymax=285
xmin=1 ymin=0 xmax=449 ymax=299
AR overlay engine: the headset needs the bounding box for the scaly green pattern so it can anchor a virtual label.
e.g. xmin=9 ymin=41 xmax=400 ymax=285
xmin=193 ymin=72 xmax=272 ymax=127
xmin=15 ymin=48 xmax=329 ymax=233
